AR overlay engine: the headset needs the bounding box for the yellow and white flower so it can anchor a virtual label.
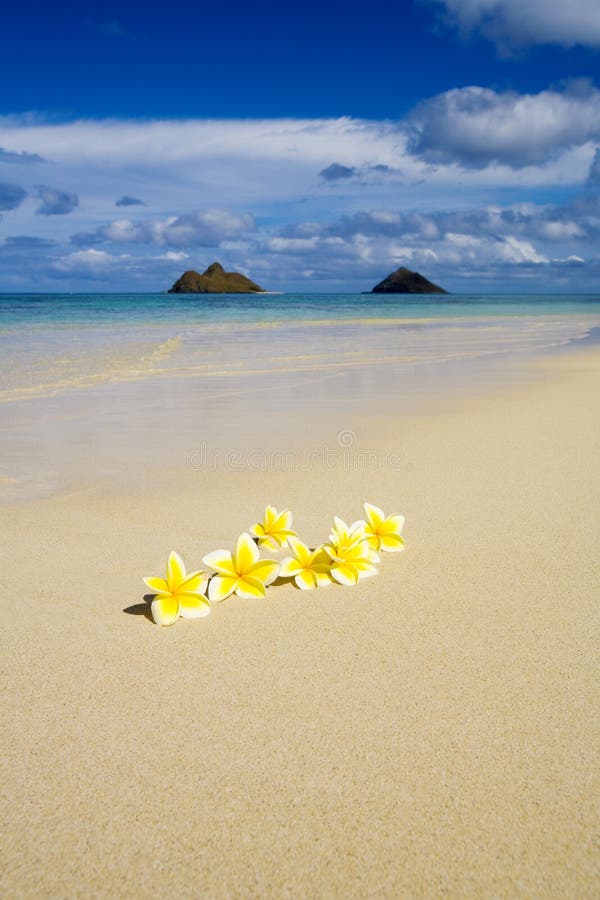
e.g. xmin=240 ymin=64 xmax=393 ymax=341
xmin=324 ymin=516 xmax=379 ymax=586
xmin=143 ymin=551 xmax=210 ymax=626
xmin=203 ymin=532 xmax=280 ymax=601
xmin=279 ymin=537 xmax=332 ymax=590
xmin=359 ymin=502 xmax=405 ymax=552
xmin=249 ymin=505 xmax=297 ymax=551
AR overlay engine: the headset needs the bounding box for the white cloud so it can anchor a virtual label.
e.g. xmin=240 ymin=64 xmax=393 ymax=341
xmin=0 ymin=85 xmax=599 ymax=291
xmin=52 ymin=249 xmax=124 ymax=273
xmin=157 ymin=251 xmax=189 ymax=261
xmin=71 ymin=209 xmax=256 ymax=248
xmin=0 ymin=116 xmax=402 ymax=168
xmin=0 ymin=91 xmax=596 ymax=227
xmin=51 ymin=247 xmax=193 ymax=279
xmin=428 ymin=0 xmax=600 ymax=48
xmin=407 ymin=83 xmax=600 ymax=167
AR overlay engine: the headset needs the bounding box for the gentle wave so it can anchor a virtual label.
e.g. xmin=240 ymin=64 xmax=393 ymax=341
xmin=0 ymin=327 xmax=593 ymax=403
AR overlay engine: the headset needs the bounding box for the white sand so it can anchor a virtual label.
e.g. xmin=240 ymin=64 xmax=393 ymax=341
xmin=1 ymin=349 xmax=599 ymax=897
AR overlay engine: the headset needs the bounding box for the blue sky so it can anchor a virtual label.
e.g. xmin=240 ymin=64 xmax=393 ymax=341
xmin=1 ymin=0 xmax=599 ymax=291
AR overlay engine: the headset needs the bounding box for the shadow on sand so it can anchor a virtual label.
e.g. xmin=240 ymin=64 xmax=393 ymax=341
xmin=122 ymin=595 xmax=154 ymax=623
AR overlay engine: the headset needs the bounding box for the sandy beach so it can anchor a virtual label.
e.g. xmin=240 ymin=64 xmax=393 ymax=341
xmin=1 ymin=347 xmax=599 ymax=897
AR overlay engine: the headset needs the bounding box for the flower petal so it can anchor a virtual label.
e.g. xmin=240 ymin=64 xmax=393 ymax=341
xmin=287 ymin=535 xmax=310 ymax=565
xmin=234 ymin=532 xmax=260 ymax=574
xmin=295 ymin=570 xmax=317 ymax=590
xmin=235 ymin=575 xmax=266 ymax=600
xmin=332 ymin=516 xmax=349 ymax=539
xmin=178 ymin=593 xmax=212 ymax=618
xmin=364 ymin=502 xmax=385 ymax=529
xmin=151 ymin=594 xmax=180 ymax=626
xmin=249 ymin=523 xmax=265 ymax=538
xmin=350 ymin=520 xmax=367 ymax=537
xmin=202 ymin=550 xmax=236 ymax=576
xmin=264 ymin=505 xmax=278 ymax=527
xmin=257 ymin=534 xmax=281 ymax=552
xmin=380 ymin=534 xmax=405 ymax=552
xmin=354 ymin=560 xmax=379 ymax=579
xmin=208 ymin=575 xmax=238 ymax=602
xmin=167 ymin=551 xmax=186 ymax=591
xmin=167 ymin=550 xmax=185 ymax=593
xmin=330 ymin=563 xmax=359 ymax=586
xmin=310 ymin=546 xmax=331 ymax=565
xmin=315 ymin=571 xmax=332 ymax=587
xmin=273 ymin=508 xmax=293 ymax=531
xmin=380 ymin=514 xmax=405 ymax=534
xmin=363 ymin=532 xmax=381 ymax=551
xmin=322 ymin=543 xmax=340 ymax=562
xmin=143 ymin=576 xmax=169 ymax=595
xmin=250 ymin=559 xmax=280 ymax=585
xmin=179 ymin=570 xmax=209 ymax=594
xmin=279 ymin=557 xmax=303 ymax=578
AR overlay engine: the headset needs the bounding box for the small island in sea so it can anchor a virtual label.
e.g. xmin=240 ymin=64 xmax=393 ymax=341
xmin=369 ymin=266 xmax=448 ymax=294
xmin=168 ymin=262 xmax=265 ymax=294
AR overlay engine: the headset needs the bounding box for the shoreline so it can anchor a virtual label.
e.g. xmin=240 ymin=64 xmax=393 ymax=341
xmin=2 ymin=311 xmax=600 ymax=503
xmin=2 ymin=346 xmax=599 ymax=895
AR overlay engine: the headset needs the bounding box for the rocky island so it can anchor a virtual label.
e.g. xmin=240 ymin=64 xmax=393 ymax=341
xmin=168 ymin=262 xmax=265 ymax=294
xmin=370 ymin=266 xmax=448 ymax=294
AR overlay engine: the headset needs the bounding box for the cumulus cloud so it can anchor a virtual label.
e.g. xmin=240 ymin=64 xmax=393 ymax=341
xmin=115 ymin=195 xmax=146 ymax=207
xmin=51 ymin=247 xmax=195 ymax=282
xmin=52 ymin=248 xmax=121 ymax=273
xmin=255 ymin=227 xmax=557 ymax=285
xmin=251 ymin=191 xmax=600 ymax=288
xmin=279 ymin=195 xmax=600 ymax=248
xmin=0 ymin=95 xmax=599 ymax=290
xmin=35 ymin=185 xmax=79 ymax=215
xmin=0 ymin=147 xmax=46 ymax=164
xmin=0 ymin=181 xmax=27 ymax=210
xmin=427 ymin=0 xmax=600 ymax=48
xmin=406 ymin=83 xmax=600 ymax=168
xmin=71 ymin=209 xmax=256 ymax=248
xmin=0 ymin=100 xmax=596 ymax=196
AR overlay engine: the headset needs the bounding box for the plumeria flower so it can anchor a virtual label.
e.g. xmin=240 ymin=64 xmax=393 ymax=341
xmin=329 ymin=515 xmax=367 ymax=547
xmin=279 ymin=537 xmax=332 ymax=590
xmin=324 ymin=516 xmax=379 ymax=586
xmin=203 ymin=532 xmax=280 ymax=602
xmin=358 ymin=502 xmax=405 ymax=552
xmin=249 ymin=505 xmax=297 ymax=551
xmin=143 ymin=551 xmax=210 ymax=626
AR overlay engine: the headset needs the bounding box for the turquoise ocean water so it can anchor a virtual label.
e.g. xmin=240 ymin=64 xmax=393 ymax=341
xmin=2 ymin=291 xmax=599 ymax=328
xmin=1 ymin=292 xmax=599 ymax=499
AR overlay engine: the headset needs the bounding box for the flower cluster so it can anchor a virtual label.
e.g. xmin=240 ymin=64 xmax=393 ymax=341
xmin=142 ymin=502 xmax=405 ymax=626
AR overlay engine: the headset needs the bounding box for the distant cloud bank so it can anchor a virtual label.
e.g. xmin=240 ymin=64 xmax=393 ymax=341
xmin=0 ymin=80 xmax=598 ymax=290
